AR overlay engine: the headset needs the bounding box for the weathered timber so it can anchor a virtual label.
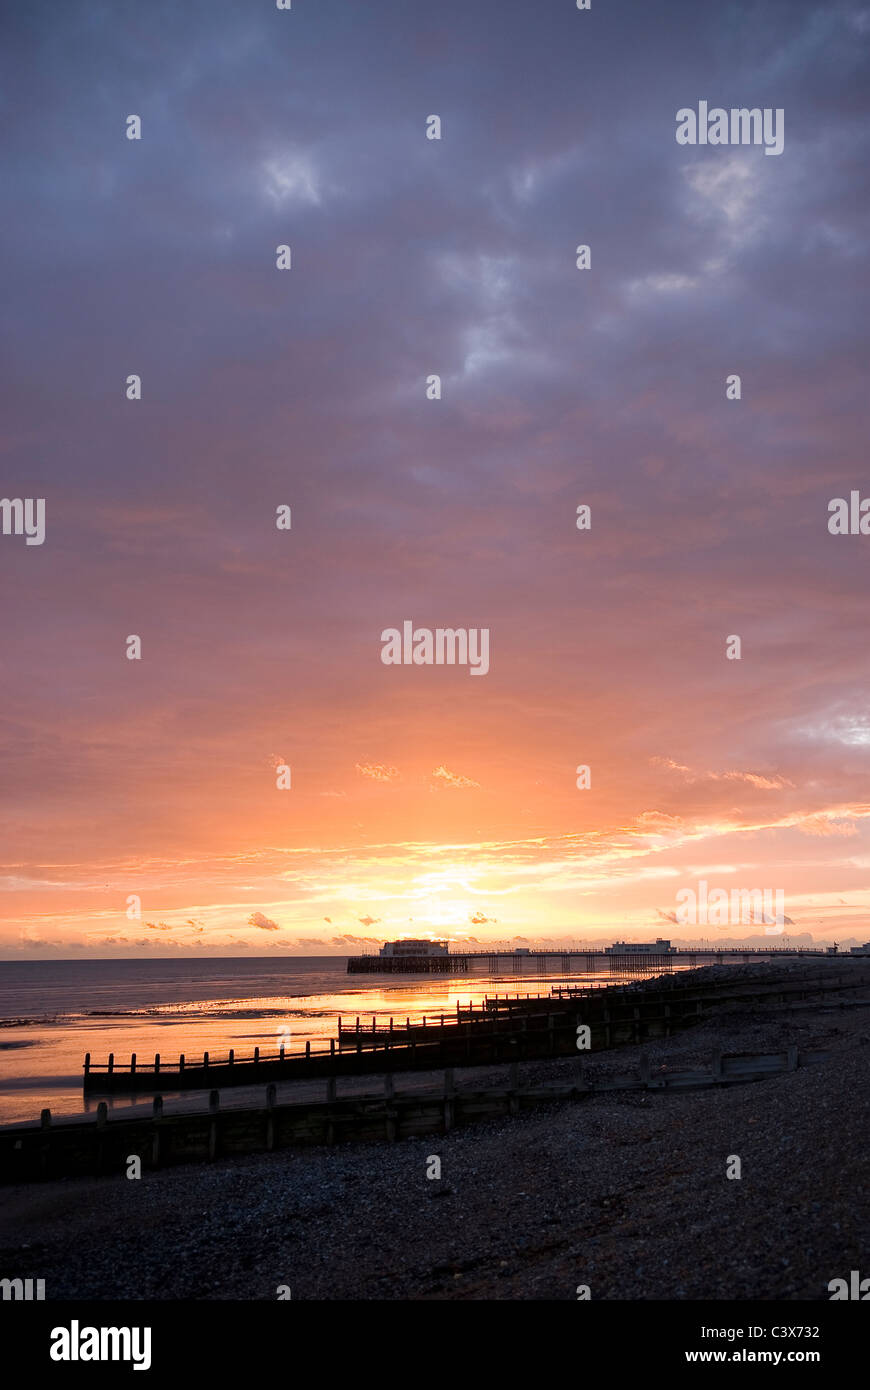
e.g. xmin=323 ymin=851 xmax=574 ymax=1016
xmin=3 ymin=1047 xmax=830 ymax=1185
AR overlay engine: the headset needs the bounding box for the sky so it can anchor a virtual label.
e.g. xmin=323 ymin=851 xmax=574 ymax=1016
xmin=2 ymin=0 xmax=870 ymax=957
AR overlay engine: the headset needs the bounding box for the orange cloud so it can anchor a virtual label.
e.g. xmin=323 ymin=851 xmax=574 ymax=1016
xmin=431 ymin=766 xmax=480 ymax=789
xmin=355 ymin=763 xmax=400 ymax=782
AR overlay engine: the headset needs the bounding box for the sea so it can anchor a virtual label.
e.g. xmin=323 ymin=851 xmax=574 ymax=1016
xmin=0 ymin=955 xmax=638 ymax=1127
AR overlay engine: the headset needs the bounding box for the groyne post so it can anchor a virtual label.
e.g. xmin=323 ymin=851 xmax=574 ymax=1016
xmin=39 ymin=1109 xmax=52 ymax=1178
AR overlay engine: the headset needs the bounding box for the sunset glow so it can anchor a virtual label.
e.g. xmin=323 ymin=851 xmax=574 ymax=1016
xmin=3 ymin=1 xmax=870 ymax=957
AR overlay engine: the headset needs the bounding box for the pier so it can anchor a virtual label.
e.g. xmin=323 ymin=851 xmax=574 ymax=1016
xmin=345 ymin=945 xmax=834 ymax=975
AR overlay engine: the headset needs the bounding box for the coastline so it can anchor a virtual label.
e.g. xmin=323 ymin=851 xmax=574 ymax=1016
xmin=2 ymin=960 xmax=868 ymax=1300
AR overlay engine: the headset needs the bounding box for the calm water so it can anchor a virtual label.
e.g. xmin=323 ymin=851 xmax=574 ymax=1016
xmin=0 ymin=955 xmax=661 ymax=1127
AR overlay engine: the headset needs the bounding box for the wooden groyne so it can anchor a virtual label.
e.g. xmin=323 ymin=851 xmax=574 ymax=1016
xmin=80 ymin=970 xmax=864 ymax=1096
xmin=0 ymin=1047 xmax=830 ymax=1185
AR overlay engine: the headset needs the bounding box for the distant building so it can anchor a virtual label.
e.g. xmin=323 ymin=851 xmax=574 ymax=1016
xmin=604 ymin=938 xmax=676 ymax=955
xmin=379 ymin=939 xmax=449 ymax=958
xmin=849 ymin=943 xmax=870 ymax=956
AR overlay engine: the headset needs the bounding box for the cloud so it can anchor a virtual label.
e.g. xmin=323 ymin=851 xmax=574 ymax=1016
xmin=3 ymin=0 xmax=869 ymax=961
xmin=247 ymin=912 xmax=280 ymax=931
xmin=652 ymin=758 xmax=793 ymax=790
xmin=355 ymin=763 xmax=400 ymax=782
xmin=636 ymin=811 xmax=683 ymax=830
xmin=260 ymin=152 xmax=322 ymax=208
xmin=797 ymin=815 xmax=858 ymax=838
xmin=358 ymin=915 xmax=381 ymax=927
xmin=722 ymin=772 xmax=794 ymax=791
xmin=651 ymin=757 xmax=694 ymax=776
xmin=469 ymin=910 xmax=497 ymax=925
xmin=431 ymin=765 xmax=480 ymax=789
